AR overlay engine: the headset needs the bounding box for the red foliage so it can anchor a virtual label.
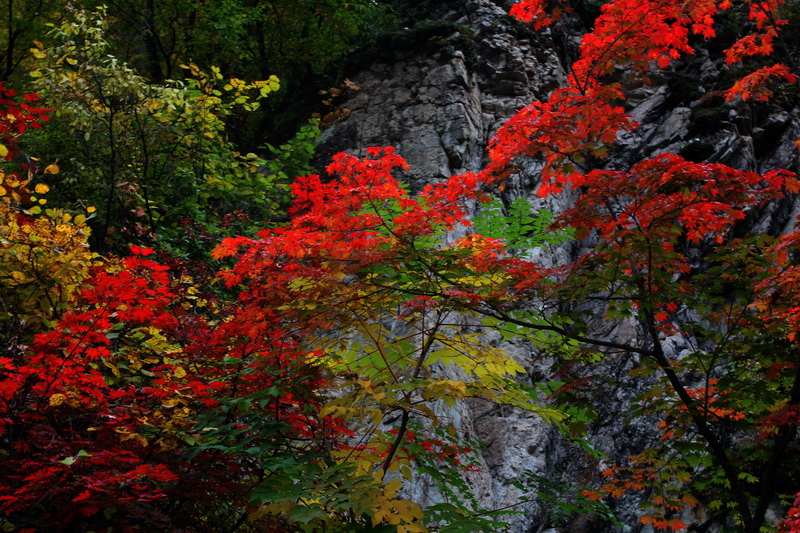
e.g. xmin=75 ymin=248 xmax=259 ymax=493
xmin=781 ymin=493 xmax=800 ymax=532
xmin=0 ymin=83 xmax=49 ymax=161
xmin=0 ymin=246 xmax=337 ymax=530
xmin=725 ymin=64 xmax=798 ymax=101
xmin=497 ymin=0 xmax=796 ymax=192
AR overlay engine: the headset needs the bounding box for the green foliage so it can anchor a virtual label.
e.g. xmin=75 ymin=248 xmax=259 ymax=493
xmin=26 ymin=7 xmax=313 ymax=255
xmin=471 ymin=196 xmax=573 ymax=255
xmin=88 ymin=0 xmax=394 ymax=81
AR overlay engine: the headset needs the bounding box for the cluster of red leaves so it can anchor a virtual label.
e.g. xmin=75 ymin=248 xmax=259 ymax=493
xmin=482 ymin=83 xmax=634 ymax=193
xmin=511 ymin=0 xmax=788 ymax=74
xmin=0 ymin=83 xmax=49 ymax=162
xmin=753 ymin=230 xmax=800 ymax=340
xmin=559 ymin=154 xmax=797 ymax=248
xmin=213 ymin=147 xmax=489 ymax=313
xmin=388 ymin=429 xmax=480 ymax=473
xmin=724 ymin=0 xmax=788 ymax=64
xmin=680 ymin=380 xmax=746 ymax=422
xmin=726 ymin=64 xmax=798 ymax=102
xmin=0 ymin=244 xmax=338 ymax=531
xmin=498 ymin=0 xmax=796 ymax=194
xmin=780 ymin=493 xmax=800 ymax=532
xmin=758 ymin=404 xmax=800 ymax=438
xmin=509 ymin=0 xmax=572 ymax=29
xmin=585 ymin=460 xmax=699 ymax=531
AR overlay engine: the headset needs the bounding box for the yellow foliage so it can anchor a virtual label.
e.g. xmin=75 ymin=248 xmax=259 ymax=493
xmin=48 ymin=393 xmax=67 ymax=406
xmin=368 ymin=478 xmax=426 ymax=529
xmin=0 ymin=172 xmax=95 ymax=332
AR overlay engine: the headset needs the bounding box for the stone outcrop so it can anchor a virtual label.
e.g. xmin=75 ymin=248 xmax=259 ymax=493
xmin=316 ymin=0 xmax=563 ymax=184
xmin=314 ymin=1 xmax=800 ymax=530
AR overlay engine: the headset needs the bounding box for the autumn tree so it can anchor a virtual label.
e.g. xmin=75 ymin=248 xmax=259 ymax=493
xmin=468 ymin=0 xmax=800 ymax=531
xmin=212 ymin=147 xmax=574 ymax=531
xmin=0 ymin=87 xmax=567 ymax=531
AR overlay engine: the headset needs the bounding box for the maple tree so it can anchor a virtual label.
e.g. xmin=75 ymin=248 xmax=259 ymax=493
xmin=476 ymin=0 xmax=800 ymax=531
xmin=212 ymin=147 xmax=571 ymax=531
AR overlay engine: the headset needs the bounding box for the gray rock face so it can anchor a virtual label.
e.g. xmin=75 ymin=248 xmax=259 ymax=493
xmin=317 ymin=0 xmax=563 ymax=186
xmin=315 ymin=1 xmax=800 ymax=531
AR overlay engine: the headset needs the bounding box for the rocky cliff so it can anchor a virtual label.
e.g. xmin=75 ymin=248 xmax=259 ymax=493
xmin=314 ymin=1 xmax=800 ymax=530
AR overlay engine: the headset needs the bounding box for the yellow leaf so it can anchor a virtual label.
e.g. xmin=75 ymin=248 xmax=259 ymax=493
xmin=49 ymin=393 xmax=67 ymax=406
xmin=44 ymin=164 xmax=59 ymax=175
xmin=103 ymin=359 xmax=121 ymax=378
xmin=174 ymin=366 xmax=187 ymax=378
xmin=87 ymin=206 xmax=96 ymax=213
xmin=683 ymin=494 xmax=700 ymax=507
xmin=427 ymin=379 xmax=467 ymax=395
xmin=34 ymin=183 xmax=49 ymax=194
xmin=0 ymin=144 xmax=8 ymax=158
xmin=318 ymin=405 xmax=341 ymax=418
